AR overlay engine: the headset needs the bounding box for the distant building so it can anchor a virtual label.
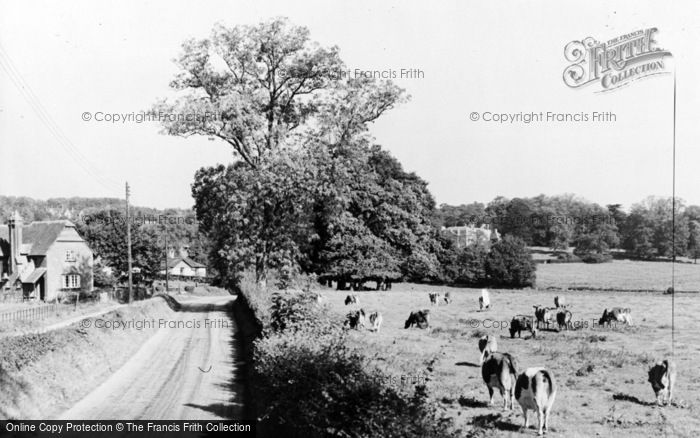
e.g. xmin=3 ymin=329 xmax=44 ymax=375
xmin=0 ymin=212 xmax=94 ymax=301
xmin=442 ymin=224 xmax=500 ymax=249
xmin=160 ymin=246 xmax=207 ymax=278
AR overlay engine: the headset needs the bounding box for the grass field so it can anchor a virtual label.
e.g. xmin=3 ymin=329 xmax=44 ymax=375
xmin=321 ymin=282 xmax=700 ymax=437
xmin=537 ymin=260 xmax=700 ymax=292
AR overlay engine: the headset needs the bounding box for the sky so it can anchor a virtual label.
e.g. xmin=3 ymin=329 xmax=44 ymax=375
xmin=0 ymin=0 xmax=698 ymax=211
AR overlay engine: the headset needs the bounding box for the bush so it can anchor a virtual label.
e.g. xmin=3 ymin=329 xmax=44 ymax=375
xmin=577 ymin=252 xmax=613 ymax=264
xmin=246 ymin=281 xmax=457 ymax=438
xmin=485 ymin=235 xmax=536 ymax=287
xmin=184 ymin=285 xmax=195 ymax=292
xmin=453 ymin=244 xmax=488 ymax=285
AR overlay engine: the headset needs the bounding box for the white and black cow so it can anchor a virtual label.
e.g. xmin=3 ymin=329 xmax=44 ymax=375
xmin=367 ymin=311 xmax=383 ymax=333
xmin=599 ymin=307 xmax=632 ymax=327
xmin=533 ymin=306 xmax=556 ymax=330
xmin=515 ymin=367 xmax=557 ymax=436
xmin=344 ymin=309 xmax=366 ymax=329
xmin=443 ymin=292 xmax=452 ymax=305
xmin=481 ymin=351 xmax=518 ymax=410
xmin=556 ymin=309 xmax=572 ymax=331
xmin=479 ymin=289 xmax=491 ymax=311
xmin=554 ymin=295 xmax=565 ymax=308
xmin=405 ymin=309 xmax=431 ymax=329
xmin=510 ymin=315 xmax=537 ymax=339
xmin=428 ymin=292 xmax=440 ymax=306
xmin=344 ymin=294 xmax=360 ymax=306
xmin=648 ymin=359 xmax=677 ymax=406
xmin=478 ymin=335 xmax=498 ymax=364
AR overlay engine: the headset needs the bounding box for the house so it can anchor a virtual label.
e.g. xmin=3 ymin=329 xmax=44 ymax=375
xmin=0 ymin=211 xmax=93 ymax=302
xmin=160 ymin=246 xmax=207 ymax=278
xmin=442 ymin=224 xmax=500 ymax=249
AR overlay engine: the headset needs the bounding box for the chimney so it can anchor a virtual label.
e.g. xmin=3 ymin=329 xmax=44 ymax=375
xmin=8 ymin=211 xmax=22 ymax=275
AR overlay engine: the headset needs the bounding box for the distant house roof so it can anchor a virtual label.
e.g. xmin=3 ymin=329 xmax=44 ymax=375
xmin=162 ymin=256 xmax=206 ymax=270
xmin=0 ymin=220 xmax=83 ymax=257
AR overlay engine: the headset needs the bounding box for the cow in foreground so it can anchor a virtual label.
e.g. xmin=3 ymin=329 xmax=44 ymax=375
xmin=478 ymin=335 xmax=498 ymax=364
xmin=515 ymin=367 xmax=557 ymax=435
xmin=405 ymin=309 xmax=431 ymax=329
xmin=481 ymin=351 xmax=518 ymax=410
xmin=599 ymin=307 xmax=632 ymax=327
xmin=510 ymin=315 xmax=537 ymax=339
xmin=344 ymin=294 xmax=360 ymax=306
xmin=367 ymin=311 xmax=383 ymax=333
xmin=479 ymin=289 xmax=491 ymax=311
xmin=648 ymin=359 xmax=676 ymax=406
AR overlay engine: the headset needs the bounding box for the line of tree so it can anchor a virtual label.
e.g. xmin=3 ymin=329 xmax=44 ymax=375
xmin=436 ymin=195 xmax=700 ymax=263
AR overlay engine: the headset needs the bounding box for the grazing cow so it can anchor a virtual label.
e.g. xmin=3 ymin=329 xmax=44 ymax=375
xmin=599 ymin=307 xmax=632 ymax=327
xmin=510 ymin=315 xmax=537 ymax=339
xmin=443 ymin=292 xmax=452 ymax=305
xmin=481 ymin=351 xmax=518 ymax=410
xmin=648 ymin=359 xmax=677 ymax=406
xmin=367 ymin=311 xmax=383 ymax=332
xmin=344 ymin=309 xmax=366 ymax=329
xmin=556 ymin=309 xmax=572 ymax=331
xmin=478 ymin=335 xmax=498 ymax=364
xmin=344 ymin=294 xmax=360 ymax=306
xmin=479 ymin=289 xmax=491 ymax=311
xmin=554 ymin=296 xmax=565 ymax=308
xmin=515 ymin=367 xmax=557 ymax=435
xmin=428 ymin=292 xmax=439 ymax=306
xmin=533 ymin=306 xmax=555 ymax=330
xmin=405 ymin=309 xmax=431 ymax=329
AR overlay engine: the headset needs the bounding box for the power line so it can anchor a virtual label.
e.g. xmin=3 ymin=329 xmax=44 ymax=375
xmin=671 ymin=70 xmax=677 ymax=357
xmin=0 ymin=41 xmax=121 ymax=192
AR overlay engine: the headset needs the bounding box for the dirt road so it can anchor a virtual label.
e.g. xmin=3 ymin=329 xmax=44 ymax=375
xmin=59 ymin=296 xmax=244 ymax=420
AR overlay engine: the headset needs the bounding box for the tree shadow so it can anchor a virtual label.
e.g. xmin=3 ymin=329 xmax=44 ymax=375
xmin=613 ymin=393 xmax=655 ymax=406
xmin=471 ymin=413 xmax=520 ymax=432
xmin=455 ymin=361 xmax=479 ymax=367
xmin=458 ymin=396 xmax=488 ymax=408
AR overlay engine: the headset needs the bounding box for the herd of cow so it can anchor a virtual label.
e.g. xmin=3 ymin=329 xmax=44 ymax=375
xmin=340 ymin=288 xmax=678 ymax=435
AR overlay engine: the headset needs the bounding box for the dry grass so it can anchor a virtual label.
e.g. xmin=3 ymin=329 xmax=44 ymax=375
xmin=537 ymin=260 xmax=700 ymax=292
xmin=322 ymin=281 xmax=700 ymax=437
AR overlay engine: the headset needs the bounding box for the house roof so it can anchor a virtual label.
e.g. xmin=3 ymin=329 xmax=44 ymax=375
xmin=162 ymin=256 xmax=206 ymax=269
xmin=0 ymin=220 xmax=79 ymax=257
xmin=23 ymin=267 xmax=47 ymax=284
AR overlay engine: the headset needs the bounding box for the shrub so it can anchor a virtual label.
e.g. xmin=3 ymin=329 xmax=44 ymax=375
xmin=485 ymin=235 xmax=536 ymax=287
xmin=184 ymin=285 xmax=195 ymax=292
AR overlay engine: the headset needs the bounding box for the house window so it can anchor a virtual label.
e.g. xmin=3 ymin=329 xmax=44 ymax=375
xmin=65 ymin=250 xmax=76 ymax=262
xmin=62 ymin=274 xmax=81 ymax=289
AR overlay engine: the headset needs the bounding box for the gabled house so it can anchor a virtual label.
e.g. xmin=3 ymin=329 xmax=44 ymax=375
xmin=0 ymin=212 xmax=93 ymax=302
xmin=159 ymin=245 xmax=207 ymax=278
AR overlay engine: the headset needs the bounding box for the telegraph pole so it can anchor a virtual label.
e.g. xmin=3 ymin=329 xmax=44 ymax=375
xmin=164 ymin=224 xmax=169 ymax=294
xmin=126 ymin=182 xmax=133 ymax=304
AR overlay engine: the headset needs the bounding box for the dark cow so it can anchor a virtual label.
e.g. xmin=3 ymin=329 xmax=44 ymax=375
xmin=481 ymin=351 xmax=518 ymax=410
xmin=556 ymin=309 xmax=572 ymax=331
xmin=404 ymin=309 xmax=430 ymax=329
xmin=428 ymin=292 xmax=439 ymax=306
xmin=344 ymin=309 xmax=366 ymax=329
xmin=599 ymin=307 xmax=632 ymax=327
xmin=443 ymin=292 xmax=452 ymax=305
xmin=344 ymin=294 xmax=360 ymax=306
xmin=515 ymin=367 xmax=557 ymax=435
xmin=478 ymin=334 xmax=498 ymax=364
xmin=533 ymin=306 xmax=555 ymax=329
xmin=648 ymin=359 xmax=677 ymax=406
xmin=510 ymin=315 xmax=537 ymax=339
